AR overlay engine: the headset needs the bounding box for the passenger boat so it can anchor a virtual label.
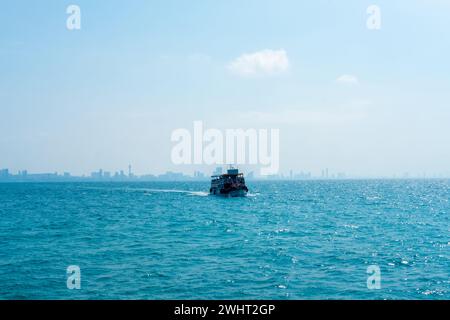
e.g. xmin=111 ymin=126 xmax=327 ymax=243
xmin=210 ymin=167 xmax=248 ymax=197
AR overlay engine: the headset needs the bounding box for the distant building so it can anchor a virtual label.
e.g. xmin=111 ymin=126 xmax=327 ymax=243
xmin=0 ymin=169 xmax=9 ymax=179
xmin=294 ymin=171 xmax=311 ymax=180
xmin=337 ymin=172 xmax=346 ymax=179
xmin=28 ymin=173 xmax=58 ymax=180
xmin=91 ymin=169 xmax=103 ymax=179
xmin=158 ymin=171 xmax=186 ymax=181
xmin=194 ymin=171 xmax=205 ymax=179
xmin=141 ymin=174 xmax=157 ymax=181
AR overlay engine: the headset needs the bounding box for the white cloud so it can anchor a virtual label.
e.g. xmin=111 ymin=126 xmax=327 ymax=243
xmin=227 ymin=49 xmax=289 ymax=77
xmin=336 ymin=74 xmax=359 ymax=85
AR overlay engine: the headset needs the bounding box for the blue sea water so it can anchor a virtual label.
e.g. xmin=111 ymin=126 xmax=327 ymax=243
xmin=0 ymin=180 xmax=448 ymax=300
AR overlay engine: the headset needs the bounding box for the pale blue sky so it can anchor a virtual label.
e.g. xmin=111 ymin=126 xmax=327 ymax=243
xmin=1 ymin=1 xmax=450 ymax=176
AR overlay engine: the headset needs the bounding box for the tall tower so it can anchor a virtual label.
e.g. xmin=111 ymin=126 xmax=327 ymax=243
xmin=128 ymin=165 xmax=132 ymax=177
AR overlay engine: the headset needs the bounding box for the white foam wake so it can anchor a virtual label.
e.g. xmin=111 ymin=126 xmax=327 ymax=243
xmin=138 ymin=188 xmax=209 ymax=197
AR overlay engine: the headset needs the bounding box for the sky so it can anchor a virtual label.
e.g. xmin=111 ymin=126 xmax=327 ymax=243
xmin=1 ymin=0 xmax=450 ymax=177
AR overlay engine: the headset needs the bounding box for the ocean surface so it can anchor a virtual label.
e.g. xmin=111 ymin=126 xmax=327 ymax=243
xmin=0 ymin=180 xmax=448 ymax=300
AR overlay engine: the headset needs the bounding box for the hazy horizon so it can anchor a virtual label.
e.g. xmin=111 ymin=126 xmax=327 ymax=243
xmin=1 ymin=0 xmax=450 ymax=177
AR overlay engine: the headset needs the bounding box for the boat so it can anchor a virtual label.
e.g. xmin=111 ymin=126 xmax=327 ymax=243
xmin=210 ymin=167 xmax=248 ymax=197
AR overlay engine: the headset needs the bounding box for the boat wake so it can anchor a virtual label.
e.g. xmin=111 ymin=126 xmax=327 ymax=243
xmin=138 ymin=188 xmax=210 ymax=197
xmin=246 ymin=192 xmax=259 ymax=197
xmin=82 ymin=186 xmax=252 ymax=198
xmin=133 ymin=188 xmax=256 ymax=198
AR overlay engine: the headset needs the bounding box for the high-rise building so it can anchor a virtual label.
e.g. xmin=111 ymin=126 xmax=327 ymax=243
xmin=213 ymin=167 xmax=222 ymax=176
xmin=0 ymin=169 xmax=9 ymax=179
xmin=159 ymin=171 xmax=185 ymax=181
xmin=91 ymin=169 xmax=103 ymax=179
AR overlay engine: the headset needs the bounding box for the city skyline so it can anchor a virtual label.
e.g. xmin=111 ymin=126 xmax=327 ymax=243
xmin=1 ymin=165 xmax=449 ymax=182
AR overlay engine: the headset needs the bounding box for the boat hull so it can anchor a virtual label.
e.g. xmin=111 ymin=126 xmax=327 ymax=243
xmin=210 ymin=187 xmax=248 ymax=197
xmin=222 ymin=189 xmax=248 ymax=197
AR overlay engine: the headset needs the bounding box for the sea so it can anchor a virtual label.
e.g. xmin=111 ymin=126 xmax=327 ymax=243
xmin=0 ymin=180 xmax=448 ymax=300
